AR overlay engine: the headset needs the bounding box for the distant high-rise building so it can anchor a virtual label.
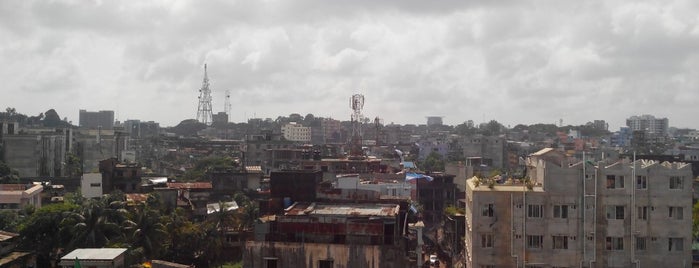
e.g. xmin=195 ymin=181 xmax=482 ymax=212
xmin=626 ymin=114 xmax=668 ymax=135
xmin=426 ymin=116 xmax=444 ymax=127
xmin=79 ymin=110 xmax=114 ymax=129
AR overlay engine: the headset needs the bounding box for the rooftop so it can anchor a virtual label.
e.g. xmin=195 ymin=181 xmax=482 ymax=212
xmin=61 ymin=248 xmax=127 ymax=260
xmin=166 ymin=182 xmax=213 ymax=189
xmin=284 ymin=202 xmax=399 ymax=217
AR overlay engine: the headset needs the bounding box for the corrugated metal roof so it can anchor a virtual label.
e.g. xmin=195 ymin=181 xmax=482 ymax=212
xmin=0 ymin=231 xmax=18 ymax=242
xmin=166 ymin=182 xmax=213 ymax=189
xmin=61 ymin=248 xmax=127 ymax=260
xmin=245 ymin=166 xmax=262 ymax=172
xmin=284 ymin=202 xmax=399 ymax=217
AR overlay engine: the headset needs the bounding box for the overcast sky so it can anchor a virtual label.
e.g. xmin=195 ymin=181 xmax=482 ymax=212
xmin=2 ymin=1 xmax=698 ymax=129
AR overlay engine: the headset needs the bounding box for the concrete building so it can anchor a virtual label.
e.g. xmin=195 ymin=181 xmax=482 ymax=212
xmin=59 ymin=248 xmax=126 ymax=268
xmin=212 ymin=112 xmax=228 ymax=125
xmin=2 ymin=132 xmax=67 ymax=177
xmin=0 ymin=121 xmax=18 ymax=137
xmin=463 ymin=148 xmax=693 ymax=268
xmin=79 ymin=110 xmax=114 ymax=129
xmin=426 ymin=116 xmax=444 ymax=127
xmin=0 ymin=184 xmax=43 ymax=210
xmin=281 ymin=122 xmax=311 ymax=142
xmin=81 ymin=173 xmax=103 ymax=199
xmin=461 ymin=134 xmax=506 ymax=170
xmin=245 ymin=202 xmax=410 ymax=268
xmin=99 ymin=158 xmax=141 ymax=194
xmin=626 ymin=114 xmax=668 ymax=135
xmin=322 ymin=118 xmax=343 ymax=144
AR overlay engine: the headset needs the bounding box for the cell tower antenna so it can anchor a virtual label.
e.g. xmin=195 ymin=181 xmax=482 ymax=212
xmin=196 ymin=64 xmax=213 ymax=126
xmin=349 ymin=94 xmax=365 ymax=160
xmin=224 ymin=90 xmax=231 ymax=122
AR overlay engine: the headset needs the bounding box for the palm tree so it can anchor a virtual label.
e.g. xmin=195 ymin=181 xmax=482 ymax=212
xmin=124 ymin=203 xmax=167 ymax=261
xmin=64 ymin=198 xmax=124 ymax=248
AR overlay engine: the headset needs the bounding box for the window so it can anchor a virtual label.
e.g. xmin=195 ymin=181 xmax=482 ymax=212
xmin=482 ymin=203 xmax=494 ymax=217
xmin=90 ymin=183 xmax=101 ymax=187
xmin=552 ymin=235 xmax=569 ymax=249
xmin=318 ymin=259 xmax=334 ymax=268
xmin=606 ymin=206 xmax=624 ymax=220
xmin=637 ymin=206 xmax=648 ymax=220
xmin=527 ymin=235 xmax=543 ymax=249
xmin=606 ymin=175 xmax=624 ymax=189
xmin=669 ymin=207 xmax=684 ymax=220
xmin=636 ymin=237 xmax=646 ymax=251
xmin=264 ymin=257 xmax=278 ymax=268
xmin=606 ymin=237 xmax=623 ymax=250
xmin=670 ymin=176 xmax=684 ymax=189
xmin=669 ymin=237 xmax=684 ymax=251
xmin=553 ymin=205 xmax=568 ymax=219
xmin=528 ymin=204 xmax=543 ymax=218
xmin=636 ymin=175 xmax=647 ymax=189
xmin=481 ymin=233 xmax=494 ymax=248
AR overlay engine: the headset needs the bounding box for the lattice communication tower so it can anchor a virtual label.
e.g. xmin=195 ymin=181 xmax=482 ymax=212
xmin=196 ymin=64 xmax=213 ymax=126
xmin=349 ymin=94 xmax=365 ymax=159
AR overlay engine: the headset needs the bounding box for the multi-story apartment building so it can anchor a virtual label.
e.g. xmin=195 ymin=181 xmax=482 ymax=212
xmin=281 ymin=122 xmax=311 ymax=142
xmin=461 ymin=134 xmax=507 ymax=170
xmin=79 ymin=109 xmax=114 ymax=130
xmin=464 ymin=148 xmax=692 ymax=268
xmin=2 ymin=131 xmax=67 ymax=177
xmin=626 ymin=114 xmax=668 ymax=135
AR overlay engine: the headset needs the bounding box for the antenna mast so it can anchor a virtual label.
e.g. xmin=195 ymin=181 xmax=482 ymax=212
xmin=224 ymin=90 xmax=231 ymax=122
xmin=349 ymin=94 xmax=365 ymax=160
xmin=196 ymin=64 xmax=213 ymax=126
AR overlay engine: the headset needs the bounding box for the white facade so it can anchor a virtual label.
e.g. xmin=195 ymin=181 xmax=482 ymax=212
xmin=81 ymin=173 xmax=103 ymax=198
xmin=626 ymin=114 xmax=668 ymax=134
xmin=281 ymin=122 xmax=311 ymax=142
xmin=335 ymin=175 xmax=413 ymax=199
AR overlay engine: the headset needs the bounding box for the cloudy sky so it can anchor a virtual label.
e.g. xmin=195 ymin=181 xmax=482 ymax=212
xmin=2 ymin=0 xmax=699 ymax=129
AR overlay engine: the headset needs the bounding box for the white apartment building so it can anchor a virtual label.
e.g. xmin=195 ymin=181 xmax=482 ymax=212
xmin=626 ymin=114 xmax=669 ymax=135
xmin=464 ymin=148 xmax=692 ymax=268
xmin=281 ymin=122 xmax=311 ymax=142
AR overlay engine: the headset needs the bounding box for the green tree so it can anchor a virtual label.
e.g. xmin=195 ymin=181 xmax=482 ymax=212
xmin=422 ymin=151 xmax=445 ymax=172
xmin=19 ymin=202 xmax=78 ymax=267
xmin=124 ymin=203 xmax=166 ymax=261
xmin=0 ymin=210 xmax=19 ymax=232
xmin=163 ymin=208 xmax=205 ymax=265
xmin=64 ymin=198 xmax=125 ymax=248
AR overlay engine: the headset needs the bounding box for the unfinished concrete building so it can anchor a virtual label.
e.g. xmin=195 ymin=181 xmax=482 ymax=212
xmin=464 ymin=148 xmax=692 ymax=268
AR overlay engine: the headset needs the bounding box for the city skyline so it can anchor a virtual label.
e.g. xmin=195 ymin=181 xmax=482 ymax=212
xmin=2 ymin=1 xmax=699 ymax=129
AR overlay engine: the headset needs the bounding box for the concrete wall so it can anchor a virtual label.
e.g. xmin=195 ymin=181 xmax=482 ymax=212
xmin=465 ymin=155 xmax=693 ymax=268
xmin=244 ymin=241 xmax=410 ymax=268
xmin=81 ymin=173 xmax=103 ymax=198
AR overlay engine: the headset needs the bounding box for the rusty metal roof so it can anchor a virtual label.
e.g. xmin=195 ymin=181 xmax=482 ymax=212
xmin=125 ymin=193 xmax=149 ymax=205
xmin=284 ymin=202 xmax=399 ymax=217
xmin=166 ymin=182 xmax=213 ymax=189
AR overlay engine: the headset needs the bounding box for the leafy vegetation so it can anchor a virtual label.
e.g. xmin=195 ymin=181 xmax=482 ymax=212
xmin=5 ymin=191 xmax=257 ymax=267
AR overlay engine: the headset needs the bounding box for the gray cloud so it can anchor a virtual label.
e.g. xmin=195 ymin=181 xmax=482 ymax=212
xmin=1 ymin=0 xmax=699 ymax=129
